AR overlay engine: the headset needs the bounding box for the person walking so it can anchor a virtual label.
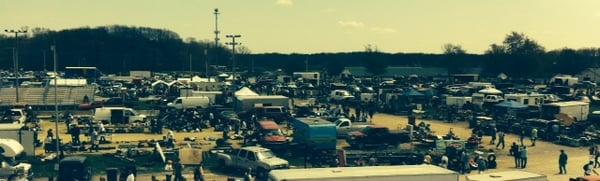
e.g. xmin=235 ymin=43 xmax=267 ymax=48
xmin=496 ymin=131 xmax=505 ymax=149
xmin=530 ymin=128 xmax=538 ymax=146
xmin=520 ymin=146 xmax=528 ymax=168
xmin=559 ymin=150 xmax=568 ymax=174
xmin=90 ymin=130 xmax=99 ymax=152
xmin=490 ymin=127 xmax=497 ymax=145
xmin=164 ymin=160 xmax=173 ymax=181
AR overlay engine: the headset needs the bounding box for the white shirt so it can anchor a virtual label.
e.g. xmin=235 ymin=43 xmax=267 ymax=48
xmin=126 ymin=174 xmax=135 ymax=181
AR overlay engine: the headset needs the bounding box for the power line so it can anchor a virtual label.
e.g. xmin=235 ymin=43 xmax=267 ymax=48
xmin=226 ymin=34 xmax=241 ymax=79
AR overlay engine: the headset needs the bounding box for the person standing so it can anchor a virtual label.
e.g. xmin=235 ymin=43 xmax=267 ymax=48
xmin=173 ymin=160 xmax=184 ymax=181
xmin=496 ymin=131 xmax=505 ymax=149
xmin=530 ymin=128 xmax=538 ymax=146
xmin=559 ymin=150 xmax=568 ymax=174
xmin=520 ymin=146 xmax=528 ymax=168
xmin=440 ymin=154 xmax=449 ymax=168
xmin=511 ymin=142 xmax=519 ymax=168
xmin=164 ymin=160 xmax=173 ymax=181
xmin=90 ymin=130 xmax=99 ymax=152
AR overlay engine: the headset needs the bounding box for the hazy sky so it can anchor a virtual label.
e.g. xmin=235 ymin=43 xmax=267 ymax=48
xmin=1 ymin=0 xmax=600 ymax=54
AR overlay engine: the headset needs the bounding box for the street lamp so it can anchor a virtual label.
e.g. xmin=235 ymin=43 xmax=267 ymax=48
xmin=4 ymin=28 xmax=28 ymax=103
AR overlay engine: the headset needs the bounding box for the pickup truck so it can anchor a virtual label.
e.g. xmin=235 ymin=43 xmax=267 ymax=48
xmin=346 ymin=126 xmax=412 ymax=149
xmin=334 ymin=118 xmax=371 ymax=138
xmin=329 ymin=90 xmax=355 ymax=102
xmin=216 ymin=146 xmax=289 ymax=177
xmin=0 ymin=109 xmax=26 ymax=124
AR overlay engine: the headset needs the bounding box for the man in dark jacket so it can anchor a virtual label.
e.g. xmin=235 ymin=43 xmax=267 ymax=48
xmin=559 ymin=150 xmax=568 ymax=174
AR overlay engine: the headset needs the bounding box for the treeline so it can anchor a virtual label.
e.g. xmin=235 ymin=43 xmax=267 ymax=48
xmin=1 ymin=26 xmax=599 ymax=78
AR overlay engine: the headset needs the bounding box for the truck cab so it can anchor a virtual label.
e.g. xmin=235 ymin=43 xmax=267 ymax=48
xmin=167 ymin=96 xmax=210 ymax=109
xmin=256 ymin=120 xmax=288 ymax=148
xmin=330 ymin=90 xmax=355 ymax=102
xmin=58 ymin=156 xmax=92 ymax=181
xmin=0 ymin=109 xmax=26 ymax=124
xmin=334 ymin=118 xmax=371 ymax=138
xmin=217 ymin=146 xmax=289 ymax=177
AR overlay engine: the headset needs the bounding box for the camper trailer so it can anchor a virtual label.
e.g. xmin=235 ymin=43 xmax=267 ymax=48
xmin=505 ymin=93 xmax=544 ymax=107
xmin=235 ymin=95 xmax=291 ymax=112
xmin=542 ymin=101 xmax=589 ymax=121
xmin=446 ymin=96 xmax=473 ymax=107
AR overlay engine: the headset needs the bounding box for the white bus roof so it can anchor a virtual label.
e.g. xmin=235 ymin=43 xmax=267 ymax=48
xmin=544 ymin=101 xmax=588 ymax=107
xmin=269 ymin=165 xmax=456 ymax=180
xmin=466 ymin=170 xmax=545 ymax=181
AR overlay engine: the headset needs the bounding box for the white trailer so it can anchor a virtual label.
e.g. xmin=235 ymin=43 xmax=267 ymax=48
xmin=542 ymin=101 xmax=589 ymax=121
xmin=446 ymin=96 xmax=472 ymax=107
xmin=466 ymin=170 xmax=547 ymax=181
xmin=268 ymin=165 xmax=459 ymax=181
xmin=505 ymin=93 xmax=544 ymax=106
xmin=235 ymin=95 xmax=290 ymax=112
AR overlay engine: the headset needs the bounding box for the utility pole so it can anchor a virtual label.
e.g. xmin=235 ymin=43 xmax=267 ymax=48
xmin=51 ymin=45 xmax=60 ymax=154
xmin=43 ymin=50 xmax=47 ymax=72
xmin=305 ymin=57 xmax=309 ymax=72
xmin=5 ymin=28 xmax=27 ymax=103
xmin=204 ymin=49 xmax=208 ymax=76
xmin=212 ymin=8 xmax=220 ymax=75
xmin=226 ymin=34 xmax=241 ymax=79
xmin=189 ymin=54 xmax=193 ymax=74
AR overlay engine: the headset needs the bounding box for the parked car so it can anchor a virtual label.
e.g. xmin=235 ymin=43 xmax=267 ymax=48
xmin=216 ymin=146 xmax=289 ymax=177
xmin=346 ymin=126 xmax=411 ymax=149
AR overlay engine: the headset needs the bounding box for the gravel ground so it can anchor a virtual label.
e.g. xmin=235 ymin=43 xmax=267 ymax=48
xmin=35 ymin=112 xmax=593 ymax=180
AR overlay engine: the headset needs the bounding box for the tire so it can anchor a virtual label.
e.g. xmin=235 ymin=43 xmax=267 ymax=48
xmin=487 ymin=154 xmax=496 ymax=162
xmin=256 ymin=167 xmax=268 ymax=179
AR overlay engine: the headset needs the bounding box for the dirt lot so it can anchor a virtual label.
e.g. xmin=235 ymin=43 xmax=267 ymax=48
xmin=34 ymin=112 xmax=592 ymax=180
xmin=372 ymin=113 xmax=591 ymax=181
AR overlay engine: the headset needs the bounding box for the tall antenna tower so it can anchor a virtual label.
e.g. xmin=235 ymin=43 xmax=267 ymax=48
xmin=214 ymin=8 xmax=220 ymax=47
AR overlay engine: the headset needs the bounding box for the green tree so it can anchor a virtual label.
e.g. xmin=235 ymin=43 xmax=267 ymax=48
xmin=362 ymin=44 xmax=387 ymax=75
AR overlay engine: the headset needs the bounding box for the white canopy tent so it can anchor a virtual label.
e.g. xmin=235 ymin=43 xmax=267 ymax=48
xmin=234 ymin=87 xmax=259 ymax=97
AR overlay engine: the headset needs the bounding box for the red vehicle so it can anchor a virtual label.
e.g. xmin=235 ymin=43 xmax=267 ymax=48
xmin=256 ymin=120 xmax=288 ymax=148
xmin=346 ymin=125 xmax=411 ymax=149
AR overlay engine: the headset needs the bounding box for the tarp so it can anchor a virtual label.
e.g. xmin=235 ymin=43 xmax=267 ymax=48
xmin=478 ymin=87 xmax=502 ymax=94
xmin=494 ymin=101 xmax=528 ymax=109
xmin=0 ymin=139 xmax=24 ymax=157
xmin=402 ymin=89 xmax=425 ymax=97
xmin=151 ymin=80 xmax=168 ymax=87
xmin=235 ymin=87 xmax=259 ymax=97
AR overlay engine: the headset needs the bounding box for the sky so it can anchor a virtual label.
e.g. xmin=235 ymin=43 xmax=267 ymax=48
xmin=1 ymin=0 xmax=600 ymax=54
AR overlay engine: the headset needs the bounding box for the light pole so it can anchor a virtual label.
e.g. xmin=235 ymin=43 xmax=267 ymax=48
xmin=5 ymin=28 xmax=27 ymax=103
xmin=51 ymin=45 xmax=60 ymax=154
xmin=226 ymin=34 xmax=241 ymax=79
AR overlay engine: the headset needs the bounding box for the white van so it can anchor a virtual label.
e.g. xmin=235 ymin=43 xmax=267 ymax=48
xmin=94 ymin=107 xmax=147 ymax=124
xmin=167 ymin=96 xmax=210 ymax=109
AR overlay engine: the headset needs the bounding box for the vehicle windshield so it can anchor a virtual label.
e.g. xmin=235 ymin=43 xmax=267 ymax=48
xmin=265 ymin=129 xmax=283 ymax=136
xmin=341 ymin=91 xmax=351 ymax=96
xmin=256 ymin=150 xmax=275 ymax=160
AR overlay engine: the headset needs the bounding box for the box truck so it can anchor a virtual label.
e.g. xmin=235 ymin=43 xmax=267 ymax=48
xmin=167 ymin=96 xmax=211 ymax=109
xmin=235 ymin=95 xmax=290 ymax=112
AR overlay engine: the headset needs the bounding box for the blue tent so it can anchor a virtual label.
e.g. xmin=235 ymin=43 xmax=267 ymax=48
xmin=494 ymin=101 xmax=528 ymax=109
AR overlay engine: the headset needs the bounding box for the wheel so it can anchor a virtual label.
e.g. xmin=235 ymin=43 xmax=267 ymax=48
xmin=256 ymin=167 xmax=268 ymax=178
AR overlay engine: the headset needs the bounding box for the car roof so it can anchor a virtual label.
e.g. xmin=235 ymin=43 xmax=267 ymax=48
xmin=258 ymin=121 xmax=280 ymax=130
xmin=241 ymin=146 xmax=270 ymax=152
